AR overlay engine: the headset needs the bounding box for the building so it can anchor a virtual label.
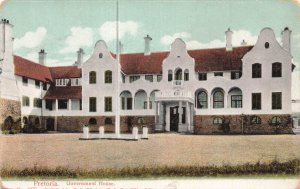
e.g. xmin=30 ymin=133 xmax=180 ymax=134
xmin=0 ymin=19 xmax=296 ymax=134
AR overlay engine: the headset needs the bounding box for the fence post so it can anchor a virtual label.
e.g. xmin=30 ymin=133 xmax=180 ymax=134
xmin=132 ymin=126 xmax=138 ymax=140
xmin=99 ymin=126 xmax=104 ymax=138
xmin=142 ymin=126 xmax=148 ymax=139
xmin=83 ymin=125 xmax=89 ymax=139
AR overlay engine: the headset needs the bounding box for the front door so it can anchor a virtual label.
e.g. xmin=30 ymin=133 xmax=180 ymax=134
xmin=170 ymin=106 xmax=179 ymax=131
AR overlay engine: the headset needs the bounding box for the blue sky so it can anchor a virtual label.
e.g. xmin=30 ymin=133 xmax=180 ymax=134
xmin=1 ymin=0 xmax=300 ymax=97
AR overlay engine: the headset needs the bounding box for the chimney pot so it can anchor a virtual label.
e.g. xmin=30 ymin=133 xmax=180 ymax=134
xmin=38 ymin=49 xmax=46 ymax=65
xmin=144 ymin=34 xmax=152 ymax=56
xmin=225 ymin=28 xmax=233 ymax=51
xmin=281 ymin=27 xmax=291 ymax=52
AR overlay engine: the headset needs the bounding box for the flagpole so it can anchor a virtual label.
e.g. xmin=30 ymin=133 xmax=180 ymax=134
xmin=115 ymin=0 xmax=120 ymax=138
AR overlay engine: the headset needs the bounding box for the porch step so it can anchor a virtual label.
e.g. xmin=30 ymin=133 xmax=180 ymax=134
xmin=292 ymin=128 xmax=300 ymax=134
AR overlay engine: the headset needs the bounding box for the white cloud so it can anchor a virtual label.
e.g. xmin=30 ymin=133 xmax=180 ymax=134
xmin=59 ymin=27 xmax=93 ymax=54
xmin=99 ymin=21 xmax=139 ymax=42
xmin=161 ymin=32 xmax=191 ymax=46
xmin=14 ymin=27 xmax=47 ymax=50
xmin=161 ymin=30 xmax=257 ymax=50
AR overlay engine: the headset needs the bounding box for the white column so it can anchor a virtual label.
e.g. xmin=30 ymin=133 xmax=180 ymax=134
xmin=155 ymin=102 xmax=158 ymax=125
xmin=55 ymin=99 xmax=58 ymax=111
xmin=186 ymin=101 xmax=190 ymax=132
xmin=166 ymin=105 xmax=170 ymax=131
xmin=68 ymin=99 xmax=72 ymax=110
xmin=190 ymin=103 xmax=194 ymax=127
xmin=178 ymin=101 xmax=182 ymax=125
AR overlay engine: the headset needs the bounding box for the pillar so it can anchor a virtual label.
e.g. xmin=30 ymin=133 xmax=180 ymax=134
xmin=68 ymin=99 xmax=72 ymax=110
xmin=178 ymin=101 xmax=182 ymax=125
xmin=186 ymin=101 xmax=190 ymax=132
xmin=166 ymin=105 xmax=170 ymax=131
xmin=55 ymin=99 xmax=58 ymax=111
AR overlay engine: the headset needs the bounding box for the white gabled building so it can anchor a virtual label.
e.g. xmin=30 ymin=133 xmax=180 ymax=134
xmin=0 ymin=19 xmax=296 ymax=134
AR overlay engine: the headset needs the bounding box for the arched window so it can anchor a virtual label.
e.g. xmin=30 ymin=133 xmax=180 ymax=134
xmin=104 ymin=117 xmax=113 ymax=125
xmin=168 ymin=70 xmax=173 ymax=81
xmin=184 ymin=69 xmax=189 ymax=81
xmin=271 ymin=116 xmax=281 ymax=125
xmin=213 ymin=117 xmax=223 ymax=125
xmin=272 ymin=62 xmax=282 ymax=77
xmin=120 ymin=91 xmax=132 ymax=110
xmin=250 ymin=116 xmax=261 ymax=124
xmin=88 ymin=118 xmax=97 ymax=125
xmin=134 ymin=90 xmax=147 ymax=109
xmin=175 ymin=69 xmax=182 ymax=80
xmin=197 ymin=91 xmax=208 ymax=109
xmin=213 ymin=90 xmax=224 ymax=108
xmin=149 ymin=90 xmax=159 ymax=109
xmin=228 ymin=87 xmax=242 ymax=108
xmin=23 ymin=117 xmax=28 ymax=124
xmin=34 ymin=117 xmax=40 ymax=125
xmin=89 ymin=71 xmax=96 ymax=84
xmin=104 ymin=70 xmax=112 ymax=83
xmin=252 ymin=63 xmax=261 ymax=78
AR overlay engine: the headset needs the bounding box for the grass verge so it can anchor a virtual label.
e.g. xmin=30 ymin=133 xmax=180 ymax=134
xmin=1 ymin=159 xmax=300 ymax=179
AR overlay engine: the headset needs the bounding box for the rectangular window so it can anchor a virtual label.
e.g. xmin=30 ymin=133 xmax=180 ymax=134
xmin=168 ymin=73 xmax=173 ymax=81
xmin=45 ymin=100 xmax=53 ymax=110
xmin=22 ymin=96 xmax=30 ymax=107
xmin=231 ymin=95 xmax=242 ymax=108
xmin=214 ymin=72 xmax=223 ymax=77
xmin=231 ymin=71 xmax=241 ymax=80
xmin=129 ymin=76 xmax=140 ymax=83
xmin=184 ymin=72 xmax=189 ymax=81
xmin=58 ymin=99 xmax=68 ymax=109
xmin=157 ymin=75 xmax=162 ymax=82
xmin=42 ymin=82 xmax=47 ymax=90
xmin=22 ymin=77 xmax=28 ymax=85
xmin=122 ymin=74 xmax=125 ymax=83
xmin=272 ymin=92 xmax=282 ymax=109
xmin=252 ymin=93 xmax=261 ymax=110
xmin=89 ymin=97 xmax=96 ymax=112
xmin=198 ymin=73 xmax=207 ymax=81
xmin=143 ymin=101 xmax=147 ymax=109
xmin=145 ymin=75 xmax=153 ymax=82
xmin=35 ymin=80 xmax=40 ymax=88
xmin=121 ymin=97 xmax=125 ymax=110
xmin=33 ymin=98 xmax=42 ymax=108
xmin=127 ymin=98 xmax=132 ymax=110
xmin=105 ymin=97 xmax=112 ymax=112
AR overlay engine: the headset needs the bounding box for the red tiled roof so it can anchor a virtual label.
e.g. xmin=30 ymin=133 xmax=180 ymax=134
xmin=13 ymin=55 xmax=52 ymax=82
xmin=49 ymin=66 xmax=81 ymax=79
xmin=44 ymin=86 xmax=82 ymax=100
xmin=120 ymin=46 xmax=253 ymax=74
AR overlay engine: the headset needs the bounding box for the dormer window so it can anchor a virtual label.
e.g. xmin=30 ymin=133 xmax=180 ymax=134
xmin=22 ymin=77 xmax=28 ymax=85
xmin=214 ymin=72 xmax=223 ymax=77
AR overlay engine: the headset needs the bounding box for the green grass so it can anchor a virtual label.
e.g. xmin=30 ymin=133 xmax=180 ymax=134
xmin=1 ymin=159 xmax=300 ymax=179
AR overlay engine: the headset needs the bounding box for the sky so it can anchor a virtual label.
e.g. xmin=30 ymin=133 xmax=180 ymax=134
xmin=0 ymin=0 xmax=300 ymax=98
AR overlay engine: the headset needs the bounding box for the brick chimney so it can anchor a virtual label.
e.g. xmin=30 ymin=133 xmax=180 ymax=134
xmin=225 ymin=28 xmax=233 ymax=51
xmin=144 ymin=34 xmax=152 ymax=56
xmin=38 ymin=49 xmax=46 ymax=65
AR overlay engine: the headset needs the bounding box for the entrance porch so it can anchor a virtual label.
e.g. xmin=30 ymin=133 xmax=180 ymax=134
xmin=154 ymin=91 xmax=194 ymax=133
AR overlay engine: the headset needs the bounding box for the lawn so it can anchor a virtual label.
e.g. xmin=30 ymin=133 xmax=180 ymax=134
xmin=0 ymin=133 xmax=300 ymax=171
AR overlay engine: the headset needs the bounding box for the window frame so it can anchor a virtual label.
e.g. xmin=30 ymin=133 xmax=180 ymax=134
xmin=89 ymin=71 xmax=97 ymax=84
xmin=197 ymin=91 xmax=208 ymax=109
xmin=250 ymin=116 xmax=261 ymax=125
xmin=231 ymin=95 xmax=242 ymax=108
xmin=22 ymin=96 xmax=30 ymax=107
xmin=105 ymin=97 xmax=112 ymax=112
xmin=104 ymin=70 xmax=112 ymax=83
xmin=22 ymin=77 xmax=28 ymax=85
xmin=89 ymin=97 xmax=97 ymax=112
xmin=252 ymin=63 xmax=262 ymax=78
xmin=252 ymin=93 xmax=261 ymax=110
xmin=58 ymin=99 xmax=68 ymax=110
xmin=272 ymin=62 xmax=282 ymax=77
xmin=272 ymin=92 xmax=282 ymax=110
xmin=213 ymin=117 xmax=223 ymax=125
xmin=145 ymin=75 xmax=153 ymax=82
xmin=33 ymin=98 xmax=42 ymax=108
xmin=213 ymin=90 xmax=224 ymax=109
xmin=214 ymin=72 xmax=223 ymax=77
xmin=198 ymin=73 xmax=207 ymax=81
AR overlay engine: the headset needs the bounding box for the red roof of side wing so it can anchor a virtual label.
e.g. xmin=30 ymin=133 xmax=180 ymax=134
xmin=119 ymin=46 xmax=253 ymax=74
xmin=49 ymin=66 xmax=81 ymax=79
xmin=13 ymin=55 xmax=52 ymax=82
xmin=44 ymin=86 xmax=82 ymax=100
